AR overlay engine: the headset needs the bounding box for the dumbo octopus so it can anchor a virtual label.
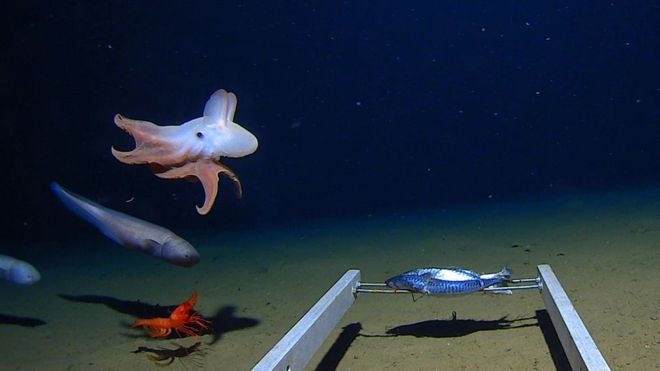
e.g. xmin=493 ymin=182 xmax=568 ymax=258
xmin=111 ymin=89 xmax=258 ymax=215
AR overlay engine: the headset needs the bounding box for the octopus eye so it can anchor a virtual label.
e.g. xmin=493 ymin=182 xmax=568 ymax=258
xmin=196 ymin=132 xmax=204 ymax=139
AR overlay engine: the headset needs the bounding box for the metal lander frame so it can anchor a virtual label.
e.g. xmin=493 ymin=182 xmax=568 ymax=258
xmin=253 ymin=264 xmax=610 ymax=371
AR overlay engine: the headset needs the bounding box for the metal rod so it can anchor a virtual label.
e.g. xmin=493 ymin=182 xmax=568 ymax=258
xmin=355 ymin=288 xmax=405 ymax=294
xmin=356 ymin=280 xmax=541 ymax=295
xmin=483 ymin=284 xmax=539 ymax=292
xmin=509 ymin=278 xmax=540 ymax=283
xmin=357 ymin=282 xmax=388 ymax=287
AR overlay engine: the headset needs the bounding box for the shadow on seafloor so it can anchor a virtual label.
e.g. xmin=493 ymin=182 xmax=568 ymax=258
xmin=58 ymin=293 xmax=260 ymax=344
xmin=314 ymin=310 xmax=571 ymax=370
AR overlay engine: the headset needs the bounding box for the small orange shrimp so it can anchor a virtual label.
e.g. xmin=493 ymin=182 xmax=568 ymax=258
xmin=132 ymin=291 xmax=212 ymax=338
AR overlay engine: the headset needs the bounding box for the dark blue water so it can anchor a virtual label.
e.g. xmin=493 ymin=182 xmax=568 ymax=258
xmin=3 ymin=1 xmax=659 ymax=248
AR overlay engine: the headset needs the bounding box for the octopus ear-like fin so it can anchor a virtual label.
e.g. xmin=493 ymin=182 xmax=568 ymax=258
xmin=203 ymin=89 xmax=237 ymax=127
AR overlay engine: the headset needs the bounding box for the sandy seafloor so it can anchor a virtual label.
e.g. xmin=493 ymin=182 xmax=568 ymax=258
xmin=1 ymin=188 xmax=659 ymax=370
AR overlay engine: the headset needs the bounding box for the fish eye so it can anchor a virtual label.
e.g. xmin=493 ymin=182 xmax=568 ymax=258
xmin=196 ymin=132 xmax=204 ymax=139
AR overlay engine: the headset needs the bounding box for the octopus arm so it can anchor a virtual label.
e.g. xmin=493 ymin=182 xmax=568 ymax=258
xmin=156 ymin=159 xmax=243 ymax=215
xmin=111 ymin=114 xmax=183 ymax=165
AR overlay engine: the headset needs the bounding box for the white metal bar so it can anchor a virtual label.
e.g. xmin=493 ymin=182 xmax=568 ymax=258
xmin=252 ymin=269 xmax=361 ymax=371
xmin=538 ymin=264 xmax=610 ymax=371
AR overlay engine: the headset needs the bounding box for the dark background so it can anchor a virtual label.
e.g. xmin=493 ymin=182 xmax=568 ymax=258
xmin=2 ymin=1 xmax=659 ymax=247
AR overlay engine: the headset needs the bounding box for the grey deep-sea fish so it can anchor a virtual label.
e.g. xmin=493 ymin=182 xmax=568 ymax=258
xmin=50 ymin=182 xmax=200 ymax=267
xmin=0 ymin=254 xmax=41 ymax=285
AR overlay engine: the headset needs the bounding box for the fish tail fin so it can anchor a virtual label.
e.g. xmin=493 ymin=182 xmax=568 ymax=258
xmin=499 ymin=266 xmax=513 ymax=280
xmin=50 ymin=182 xmax=100 ymax=225
xmin=50 ymin=181 xmax=122 ymax=243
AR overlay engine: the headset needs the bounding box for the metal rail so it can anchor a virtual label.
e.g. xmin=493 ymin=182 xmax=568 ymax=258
xmin=537 ymin=264 xmax=610 ymax=370
xmin=252 ymin=270 xmax=361 ymax=371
